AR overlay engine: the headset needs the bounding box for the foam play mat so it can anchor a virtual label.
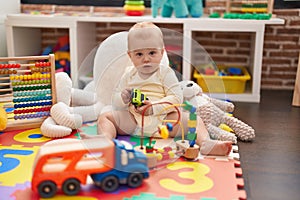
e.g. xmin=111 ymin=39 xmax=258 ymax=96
xmin=0 ymin=123 xmax=246 ymax=200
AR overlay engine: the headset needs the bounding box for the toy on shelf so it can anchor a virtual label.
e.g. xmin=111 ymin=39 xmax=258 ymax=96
xmin=180 ymin=80 xmax=255 ymax=142
xmin=151 ymin=0 xmax=203 ymax=18
xmin=124 ymin=0 xmax=145 ymax=16
xmin=226 ymin=0 xmax=273 ymax=14
xmin=225 ymin=0 xmax=273 ymax=20
xmin=193 ymin=65 xmax=251 ymax=94
xmin=223 ymin=12 xmax=272 ymax=20
xmin=31 ymin=137 xmax=149 ymax=198
xmin=42 ymin=35 xmax=71 ymax=75
xmin=0 ymin=54 xmax=56 ymax=131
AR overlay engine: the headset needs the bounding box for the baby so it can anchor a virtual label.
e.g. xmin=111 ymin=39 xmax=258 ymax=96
xmin=97 ymin=22 xmax=232 ymax=156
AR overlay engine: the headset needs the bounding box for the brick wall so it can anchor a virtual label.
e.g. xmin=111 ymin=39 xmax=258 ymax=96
xmin=21 ymin=2 xmax=300 ymax=90
xmin=263 ymin=9 xmax=300 ymax=89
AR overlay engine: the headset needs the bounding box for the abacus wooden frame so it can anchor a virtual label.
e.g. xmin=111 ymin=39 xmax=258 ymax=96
xmin=0 ymin=54 xmax=56 ymax=131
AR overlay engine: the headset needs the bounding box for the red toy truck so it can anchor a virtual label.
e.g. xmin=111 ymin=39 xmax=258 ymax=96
xmin=31 ymin=137 xmax=149 ymax=198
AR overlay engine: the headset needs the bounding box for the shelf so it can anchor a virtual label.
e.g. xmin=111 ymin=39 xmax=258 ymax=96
xmin=5 ymin=14 xmax=284 ymax=102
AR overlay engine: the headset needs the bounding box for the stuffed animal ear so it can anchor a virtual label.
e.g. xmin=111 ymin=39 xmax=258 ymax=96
xmin=179 ymin=80 xmax=189 ymax=90
xmin=192 ymin=81 xmax=203 ymax=95
xmin=180 ymin=80 xmax=203 ymax=98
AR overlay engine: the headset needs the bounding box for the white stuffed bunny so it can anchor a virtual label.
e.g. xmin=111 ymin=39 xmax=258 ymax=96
xmin=40 ymin=32 xmax=131 ymax=137
xmin=180 ymin=80 xmax=255 ymax=143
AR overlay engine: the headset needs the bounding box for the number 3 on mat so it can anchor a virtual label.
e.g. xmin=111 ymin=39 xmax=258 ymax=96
xmin=159 ymin=162 xmax=213 ymax=193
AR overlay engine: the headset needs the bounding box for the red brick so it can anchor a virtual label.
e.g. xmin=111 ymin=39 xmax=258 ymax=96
xmin=289 ymin=19 xmax=300 ymax=26
xmin=227 ymin=49 xmax=250 ymax=55
xmin=263 ymin=43 xmax=281 ymax=49
xmin=21 ymin=4 xmax=54 ymax=12
xmin=107 ymin=22 xmax=134 ymax=28
xmin=285 ymin=81 xmax=296 ymax=87
xmin=263 ymin=58 xmax=292 ymax=65
xmin=194 ymin=32 xmax=214 ymax=38
xmin=261 ymin=65 xmax=270 ymax=70
xmin=196 ymin=39 xmax=237 ymax=47
xmin=282 ymin=44 xmax=300 ymax=50
xmin=215 ymin=33 xmax=251 ymax=40
xmin=273 ymin=9 xmax=300 ymax=17
xmin=239 ymin=42 xmax=251 ymax=48
xmin=55 ymin=6 xmax=90 ymax=12
xmin=267 ymin=73 xmax=296 ymax=79
xmin=270 ymin=66 xmax=297 ymax=73
xmin=206 ymin=1 xmax=226 ymax=7
xmin=277 ymin=28 xmax=300 ymax=35
xmin=269 ymin=51 xmax=300 ymax=58
xmin=93 ymin=6 xmax=124 ymax=13
xmin=96 ymin=23 xmax=109 ymax=28
xmin=261 ymin=80 xmax=282 ymax=86
xmin=264 ymin=34 xmax=299 ymax=42
xmin=212 ymin=56 xmax=247 ymax=63
xmin=265 ymin=27 xmax=276 ymax=34
xmin=205 ymin=48 xmax=224 ymax=54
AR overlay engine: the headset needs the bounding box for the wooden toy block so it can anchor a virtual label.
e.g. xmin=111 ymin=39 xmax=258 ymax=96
xmin=176 ymin=140 xmax=200 ymax=160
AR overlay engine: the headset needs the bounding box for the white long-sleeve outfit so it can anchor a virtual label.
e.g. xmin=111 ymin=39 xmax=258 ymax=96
xmin=113 ymin=64 xmax=183 ymax=136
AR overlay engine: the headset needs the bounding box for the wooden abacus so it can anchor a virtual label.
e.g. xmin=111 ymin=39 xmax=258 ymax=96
xmin=226 ymin=0 xmax=274 ymax=14
xmin=0 ymin=54 xmax=56 ymax=131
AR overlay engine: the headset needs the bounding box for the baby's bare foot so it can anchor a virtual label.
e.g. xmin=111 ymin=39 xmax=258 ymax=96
xmin=200 ymin=140 xmax=232 ymax=156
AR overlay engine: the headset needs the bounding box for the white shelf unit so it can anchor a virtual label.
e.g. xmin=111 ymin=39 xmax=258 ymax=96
xmin=5 ymin=14 xmax=284 ymax=102
xmin=182 ymin=18 xmax=284 ymax=102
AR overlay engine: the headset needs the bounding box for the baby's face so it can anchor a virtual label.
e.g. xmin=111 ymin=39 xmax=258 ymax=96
xmin=128 ymin=48 xmax=164 ymax=76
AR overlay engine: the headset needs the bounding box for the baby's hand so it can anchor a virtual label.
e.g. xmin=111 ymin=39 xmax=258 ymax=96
xmin=136 ymin=100 xmax=153 ymax=116
xmin=121 ymin=88 xmax=131 ymax=104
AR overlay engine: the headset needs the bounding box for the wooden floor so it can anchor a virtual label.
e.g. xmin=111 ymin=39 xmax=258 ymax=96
xmin=234 ymin=90 xmax=300 ymax=200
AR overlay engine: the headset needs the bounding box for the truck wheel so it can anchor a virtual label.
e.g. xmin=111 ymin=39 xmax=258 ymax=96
xmin=101 ymin=176 xmax=119 ymax=192
xmin=62 ymin=178 xmax=81 ymax=196
xmin=38 ymin=180 xmax=57 ymax=198
xmin=127 ymin=173 xmax=143 ymax=188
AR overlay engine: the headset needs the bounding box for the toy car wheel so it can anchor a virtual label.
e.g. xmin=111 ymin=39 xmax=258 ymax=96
xmin=38 ymin=180 xmax=57 ymax=198
xmin=101 ymin=175 xmax=119 ymax=192
xmin=127 ymin=173 xmax=143 ymax=188
xmin=62 ymin=178 xmax=81 ymax=196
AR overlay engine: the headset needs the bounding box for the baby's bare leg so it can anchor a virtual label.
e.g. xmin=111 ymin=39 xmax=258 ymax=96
xmin=97 ymin=110 xmax=137 ymax=139
xmin=181 ymin=111 xmax=232 ymax=156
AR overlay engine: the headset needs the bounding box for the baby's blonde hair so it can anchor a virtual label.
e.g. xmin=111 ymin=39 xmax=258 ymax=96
xmin=130 ymin=21 xmax=158 ymax=29
xmin=127 ymin=22 xmax=164 ymax=51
